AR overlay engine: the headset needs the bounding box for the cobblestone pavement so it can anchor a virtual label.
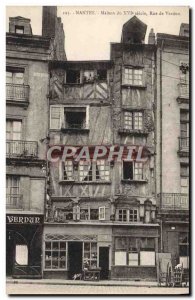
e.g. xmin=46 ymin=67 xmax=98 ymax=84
xmin=6 ymin=283 xmax=189 ymax=295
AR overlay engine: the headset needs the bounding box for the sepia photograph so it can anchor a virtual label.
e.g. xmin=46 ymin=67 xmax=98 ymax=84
xmin=5 ymin=5 xmax=190 ymax=295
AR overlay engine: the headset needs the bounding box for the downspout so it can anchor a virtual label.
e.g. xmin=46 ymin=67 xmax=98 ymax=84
xmin=160 ymin=40 xmax=164 ymax=253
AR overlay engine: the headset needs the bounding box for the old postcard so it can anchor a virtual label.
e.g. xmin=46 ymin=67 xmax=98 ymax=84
xmin=6 ymin=6 xmax=190 ymax=295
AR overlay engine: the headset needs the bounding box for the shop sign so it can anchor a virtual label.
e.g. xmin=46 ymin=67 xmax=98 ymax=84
xmin=6 ymin=214 xmax=43 ymax=225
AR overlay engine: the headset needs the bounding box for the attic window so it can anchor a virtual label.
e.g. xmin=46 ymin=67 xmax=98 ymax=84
xmin=15 ymin=26 xmax=24 ymax=34
xmin=66 ymin=70 xmax=80 ymax=84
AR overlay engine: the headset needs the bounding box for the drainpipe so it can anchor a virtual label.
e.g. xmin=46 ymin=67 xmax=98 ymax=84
xmin=160 ymin=40 xmax=163 ymax=253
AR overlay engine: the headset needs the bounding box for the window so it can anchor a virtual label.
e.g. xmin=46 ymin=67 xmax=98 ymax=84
xmin=124 ymin=68 xmax=143 ymax=86
xmin=6 ymin=176 xmax=20 ymax=195
xmin=123 ymin=161 xmax=144 ymax=180
xmin=180 ymin=177 xmax=189 ymax=194
xmin=90 ymin=209 xmax=99 ymax=220
xmin=6 ymin=70 xmax=24 ymax=85
xmin=83 ymin=70 xmax=95 ymax=83
xmin=15 ymin=26 xmax=24 ymax=34
xmin=79 ymin=160 xmax=110 ymax=182
xmin=179 ymin=232 xmax=189 ymax=269
xmin=66 ymin=70 xmax=80 ymax=84
xmin=80 ymin=208 xmax=89 ymax=220
xmin=118 ymin=209 xmax=127 ymax=222
xmin=116 ymin=208 xmax=139 ymax=222
xmin=6 ymin=120 xmax=22 ymax=140
xmin=114 ymin=237 xmax=155 ymax=266
xmin=124 ymin=111 xmax=143 ymax=130
xmin=50 ymin=106 xmax=62 ymax=129
xmin=129 ymin=209 xmax=138 ymax=222
xmin=180 ymin=62 xmax=189 ymax=84
xmin=79 ymin=206 xmax=105 ymax=221
xmin=64 ymin=107 xmax=87 ymax=129
xmin=15 ymin=245 xmax=28 ymax=265
xmin=99 ymin=207 xmax=106 ymax=220
xmin=83 ymin=242 xmax=97 ymax=268
xmin=97 ymin=69 xmax=107 ymax=81
xmin=63 ymin=161 xmax=74 ymax=181
xmin=45 ymin=241 xmax=67 ymax=270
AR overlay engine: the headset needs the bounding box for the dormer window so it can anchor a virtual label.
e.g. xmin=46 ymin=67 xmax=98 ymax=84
xmin=15 ymin=26 xmax=24 ymax=34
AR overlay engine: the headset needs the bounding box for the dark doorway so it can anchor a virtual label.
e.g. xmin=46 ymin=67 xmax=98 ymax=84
xmin=99 ymin=247 xmax=109 ymax=280
xmin=6 ymin=230 xmax=15 ymax=276
xmin=68 ymin=242 xmax=82 ymax=279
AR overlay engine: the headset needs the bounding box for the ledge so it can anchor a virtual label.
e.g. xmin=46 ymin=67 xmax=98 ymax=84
xmin=121 ymin=179 xmax=148 ymax=184
xmin=59 ymin=180 xmax=111 ymax=185
xmin=61 ymin=128 xmax=90 ymax=134
xmin=176 ymin=96 xmax=189 ymax=104
xmin=121 ymin=84 xmax=147 ymax=89
xmin=118 ymin=129 xmax=148 ymax=136
xmin=6 ymin=100 xmax=29 ymax=108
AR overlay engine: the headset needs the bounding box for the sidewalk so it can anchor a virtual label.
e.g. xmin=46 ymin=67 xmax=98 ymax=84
xmin=6 ymin=278 xmax=158 ymax=287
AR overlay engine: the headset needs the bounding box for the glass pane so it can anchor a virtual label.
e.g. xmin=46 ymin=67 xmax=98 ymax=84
xmin=45 ymin=242 xmax=51 ymax=250
xmin=60 ymin=242 xmax=66 ymax=250
xmin=84 ymin=243 xmax=90 ymax=251
xmin=15 ymin=244 xmax=28 ymax=265
xmin=52 ymin=242 xmax=59 ymax=250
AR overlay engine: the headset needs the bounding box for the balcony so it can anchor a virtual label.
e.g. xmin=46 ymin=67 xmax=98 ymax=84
xmin=6 ymin=194 xmax=23 ymax=209
xmin=177 ymin=83 xmax=189 ymax=103
xmin=158 ymin=193 xmax=189 ymax=210
xmin=6 ymin=140 xmax=38 ymax=159
xmin=6 ymin=83 xmax=30 ymax=107
xmin=178 ymin=137 xmax=189 ymax=156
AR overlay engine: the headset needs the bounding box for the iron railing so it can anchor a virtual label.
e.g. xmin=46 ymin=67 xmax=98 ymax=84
xmin=6 ymin=83 xmax=30 ymax=102
xmin=6 ymin=140 xmax=38 ymax=158
xmin=61 ymin=122 xmax=87 ymax=130
xmin=158 ymin=193 xmax=189 ymax=210
xmin=6 ymin=194 xmax=23 ymax=209
xmin=179 ymin=137 xmax=189 ymax=152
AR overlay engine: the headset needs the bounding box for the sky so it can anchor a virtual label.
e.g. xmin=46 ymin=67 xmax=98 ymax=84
xmin=6 ymin=6 xmax=189 ymax=60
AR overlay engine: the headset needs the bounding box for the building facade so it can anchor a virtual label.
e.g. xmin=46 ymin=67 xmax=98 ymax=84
xmin=6 ymin=8 xmax=65 ymax=278
xmin=156 ymin=24 xmax=189 ymax=270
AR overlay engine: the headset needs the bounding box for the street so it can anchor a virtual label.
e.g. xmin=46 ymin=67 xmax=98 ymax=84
xmin=6 ymin=283 xmax=189 ymax=295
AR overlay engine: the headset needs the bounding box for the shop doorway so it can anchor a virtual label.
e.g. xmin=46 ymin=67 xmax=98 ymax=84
xmin=99 ymin=247 xmax=109 ymax=279
xmin=6 ymin=230 xmax=15 ymax=276
xmin=68 ymin=242 xmax=82 ymax=279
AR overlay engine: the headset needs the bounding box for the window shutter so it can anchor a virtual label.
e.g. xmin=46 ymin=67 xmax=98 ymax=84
xmin=73 ymin=205 xmax=80 ymax=220
xmin=50 ymin=106 xmax=63 ymax=129
xmin=99 ymin=206 xmax=105 ymax=220
xmin=142 ymin=68 xmax=146 ymax=87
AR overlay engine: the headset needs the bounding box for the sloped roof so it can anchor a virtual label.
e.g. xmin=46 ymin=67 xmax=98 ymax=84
xmin=121 ymin=16 xmax=147 ymax=43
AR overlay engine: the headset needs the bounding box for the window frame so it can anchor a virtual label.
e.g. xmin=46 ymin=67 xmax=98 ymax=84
xmin=122 ymin=161 xmax=144 ymax=181
xmin=44 ymin=241 xmax=67 ymax=270
xmin=123 ymin=68 xmax=144 ymax=86
xmin=123 ymin=111 xmax=143 ymax=130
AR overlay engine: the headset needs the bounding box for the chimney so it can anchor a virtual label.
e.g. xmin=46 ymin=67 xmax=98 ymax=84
xmin=42 ymin=6 xmax=57 ymax=38
xmin=148 ymin=28 xmax=155 ymax=44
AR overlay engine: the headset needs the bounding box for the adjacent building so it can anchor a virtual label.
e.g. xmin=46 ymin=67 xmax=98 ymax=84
xmin=156 ymin=24 xmax=189 ymax=269
xmin=6 ymin=7 xmax=65 ymax=278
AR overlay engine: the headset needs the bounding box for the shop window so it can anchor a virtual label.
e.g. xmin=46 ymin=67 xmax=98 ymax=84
xmin=123 ymin=68 xmax=143 ymax=86
xmin=15 ymin=26 xmax=24 ymax=34
xmin=97 ymin=69 xmax=107 ymax=81
xmin=124 ymin=111 xmax=143 ymax=130
xmin=66 ymin=70 xmax=80 ymax=84
xmin=83 ymin=242 xmax=97 ymax=268
xmin=15 ymin=244 xmax=28 ymax=265
xmin=114 ymin=237 xmax=155 ymax=267
xmin=83 ymin=70 xmax=95 ymax=83
xmin=123 ymin=161 xmax=144 ymax=180
xmin=44 ymin=241 xmax=67 ymax=270
xmin=64 ymin=107 xmax=87 ymax=130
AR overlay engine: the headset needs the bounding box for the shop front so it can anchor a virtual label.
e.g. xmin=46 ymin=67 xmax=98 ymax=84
xmin=6 ymin=214 xmax=43 ymax=278
xmin=111 ymin=225 xmax=159 ymax=280
xmin=43 ymin=224 xmax=112 ymax=280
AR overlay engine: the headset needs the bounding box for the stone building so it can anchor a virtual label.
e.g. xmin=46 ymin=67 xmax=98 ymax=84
xmin=156 ymin=24 xmax=189 ymax=270
xmin=6 ymin=7 xmax=65 ymax=278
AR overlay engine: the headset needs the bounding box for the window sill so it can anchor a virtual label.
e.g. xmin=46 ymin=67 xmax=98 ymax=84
xmin=118 ymin=129 xmax=148 ymax=136
xmin=121 ymin=84 xmax=146 ymax=89
xmin=113 ymin=265 xmax=156 ymax=268
xmin=61 ymin=128 xmax=90 ymax=134
xmin=121 ymin=179 xmax=148 ymax=184
xmin=59 ymin=180 xmax=111 ymax=185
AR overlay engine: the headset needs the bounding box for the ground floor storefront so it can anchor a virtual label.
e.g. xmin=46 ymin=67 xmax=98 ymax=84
xmin=43 ymin=223 xmax=159 ymax=281
xmin=43 ymin=224 xmax=112 ymax=280
xmin=161 ymin=220 xmax=189 ymax=269
xmin=6 ymin=214 xmax=43 ymax=278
